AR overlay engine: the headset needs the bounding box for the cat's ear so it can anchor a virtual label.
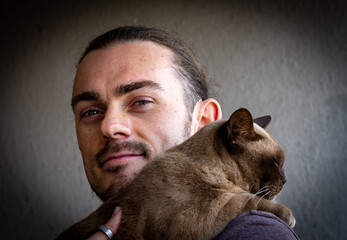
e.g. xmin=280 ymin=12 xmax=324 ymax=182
xmin=227 ymin=108 xmax=255 ymax=140
xmin=253 ymin=115 xmax=271 ymax=129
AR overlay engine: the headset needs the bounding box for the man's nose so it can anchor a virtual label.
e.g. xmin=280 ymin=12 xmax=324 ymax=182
xmin=100 ymin=109 xmax=132 ymax=140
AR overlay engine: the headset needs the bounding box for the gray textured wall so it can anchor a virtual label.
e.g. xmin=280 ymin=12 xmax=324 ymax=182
xmin=1 ymin=0 xmax=346 ymax=239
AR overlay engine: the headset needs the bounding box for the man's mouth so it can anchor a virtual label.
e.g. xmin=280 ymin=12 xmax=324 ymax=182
xmin=96 ymin=140 xmax=153 ymax=169
xmin=100 ymin=152 xmax=145 ymax=168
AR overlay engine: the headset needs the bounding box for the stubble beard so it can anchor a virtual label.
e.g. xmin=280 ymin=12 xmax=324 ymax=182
xmin=90 ymin=140 xmax=153 ymax=201
xmin=91 ymin=113 xmax=193 ymax=202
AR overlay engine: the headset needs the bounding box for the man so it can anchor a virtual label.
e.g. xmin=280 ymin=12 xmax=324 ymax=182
xmin=68 ymin=26 xmax=299 ymax=239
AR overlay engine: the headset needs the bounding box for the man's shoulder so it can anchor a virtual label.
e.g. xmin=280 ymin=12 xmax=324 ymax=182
xmin=214 ymin=210 xmax=300 ymax=240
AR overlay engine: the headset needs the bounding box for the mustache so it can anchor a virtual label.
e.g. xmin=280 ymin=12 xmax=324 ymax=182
xmin=96 ymin=140 xmax=153 ymax=166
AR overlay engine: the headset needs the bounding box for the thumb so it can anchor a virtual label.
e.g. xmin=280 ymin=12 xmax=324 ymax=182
xmin=87 ymin=206 xmax=122 ymax=240
xmin=105 ymin=206 xmax=122 ymax=233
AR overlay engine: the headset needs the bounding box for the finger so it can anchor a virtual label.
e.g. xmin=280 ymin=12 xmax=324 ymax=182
xmin=87 ymin=206 xmax=122 ymax=240
xmin=106 ymin=206 xmax=122 ymax=232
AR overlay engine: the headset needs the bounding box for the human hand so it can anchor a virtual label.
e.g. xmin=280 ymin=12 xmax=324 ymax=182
xmin=87 ymin=206 xmax=122 ymax=240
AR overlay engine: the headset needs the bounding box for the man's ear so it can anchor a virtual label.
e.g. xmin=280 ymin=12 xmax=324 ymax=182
xmin=191 ymin=98 xmax=222 ymax=134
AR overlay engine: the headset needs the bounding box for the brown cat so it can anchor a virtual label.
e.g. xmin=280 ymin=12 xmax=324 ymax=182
xmin=58 ymin=108 xmax=295 ymax=240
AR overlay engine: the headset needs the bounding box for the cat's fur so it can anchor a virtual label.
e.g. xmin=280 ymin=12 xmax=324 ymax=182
xmin=58 ymin=108 xmax=295 ymax=240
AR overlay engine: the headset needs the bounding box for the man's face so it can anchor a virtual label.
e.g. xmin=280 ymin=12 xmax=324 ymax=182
xmin=72 ymin=41 xmax=192 ymax=201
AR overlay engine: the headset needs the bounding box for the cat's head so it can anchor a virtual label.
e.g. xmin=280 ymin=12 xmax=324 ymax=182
xmin=224 ymin=108 xmax=286 ymax=200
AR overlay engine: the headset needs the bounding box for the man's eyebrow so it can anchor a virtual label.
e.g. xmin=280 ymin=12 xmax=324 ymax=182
xmin=71 ymin=81 xmax=162 ymax=110
xmin=71 ymin=91 xmax=100 ymax=110
xmin=114 ymin=80 xmax=163 ymax=97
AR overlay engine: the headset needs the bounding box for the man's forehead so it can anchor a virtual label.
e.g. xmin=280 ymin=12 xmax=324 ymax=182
xmin=80 ymin=41 xmax=175 ymax=68
xmin=71 ymin=41 xmax=185 ymax=109
xmin=74 ymin=41 xmax=177 ymax=88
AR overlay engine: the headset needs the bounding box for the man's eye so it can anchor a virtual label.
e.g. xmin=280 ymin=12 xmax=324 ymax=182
xmin=129 ymin=98 xmax=154 ymax=112
xmin=133 ymin=100 xmax=151 ymax=106
xmin=81 ymin=109 xmax=102 ymax=118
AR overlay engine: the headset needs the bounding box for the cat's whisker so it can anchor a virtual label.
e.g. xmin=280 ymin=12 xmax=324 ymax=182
xmin=244 ymin=195 xmax=255 ymax=205
xmin=254 ymin=188 xmax=269 ymax=197
xmin=256 ymin=190 xmax=271 ymax=207
xmin=243 ymin=186 xmax=270 ymax=208
xmin=282 ymin=142 xmax=297 ymax=158
xmin=243 ymin=196 xmax=255 ymax=209
xmin=257 ymin=186 xmax=270 ymax=193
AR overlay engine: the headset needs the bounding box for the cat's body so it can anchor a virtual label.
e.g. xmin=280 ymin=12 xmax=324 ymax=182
xmin=58 ymin=108 xmax=295 ymax=240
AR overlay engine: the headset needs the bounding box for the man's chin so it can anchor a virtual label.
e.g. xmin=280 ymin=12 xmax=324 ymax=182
xmin=104 ymin=162 xmax=127 ymax=173
xmin=94 ymin=171 xmax=132 ymax=202
xmin=93 ymin=159 xmax=148 ymax=201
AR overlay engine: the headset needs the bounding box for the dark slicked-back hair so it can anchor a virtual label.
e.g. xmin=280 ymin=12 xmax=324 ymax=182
xmin=78 ymin=26 xmax=209 ymax=114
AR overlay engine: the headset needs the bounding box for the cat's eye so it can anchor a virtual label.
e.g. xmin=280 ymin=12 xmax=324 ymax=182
xmin=273 ymin=160 xmax=279 ymax=167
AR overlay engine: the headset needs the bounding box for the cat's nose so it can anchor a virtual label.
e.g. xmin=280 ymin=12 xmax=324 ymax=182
xmin=280 ymin=170 xmax=287 ymax=185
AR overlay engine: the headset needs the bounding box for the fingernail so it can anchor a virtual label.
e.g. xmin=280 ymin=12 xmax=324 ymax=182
xmin=112 ymin=206 xmax=120 ymax=217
